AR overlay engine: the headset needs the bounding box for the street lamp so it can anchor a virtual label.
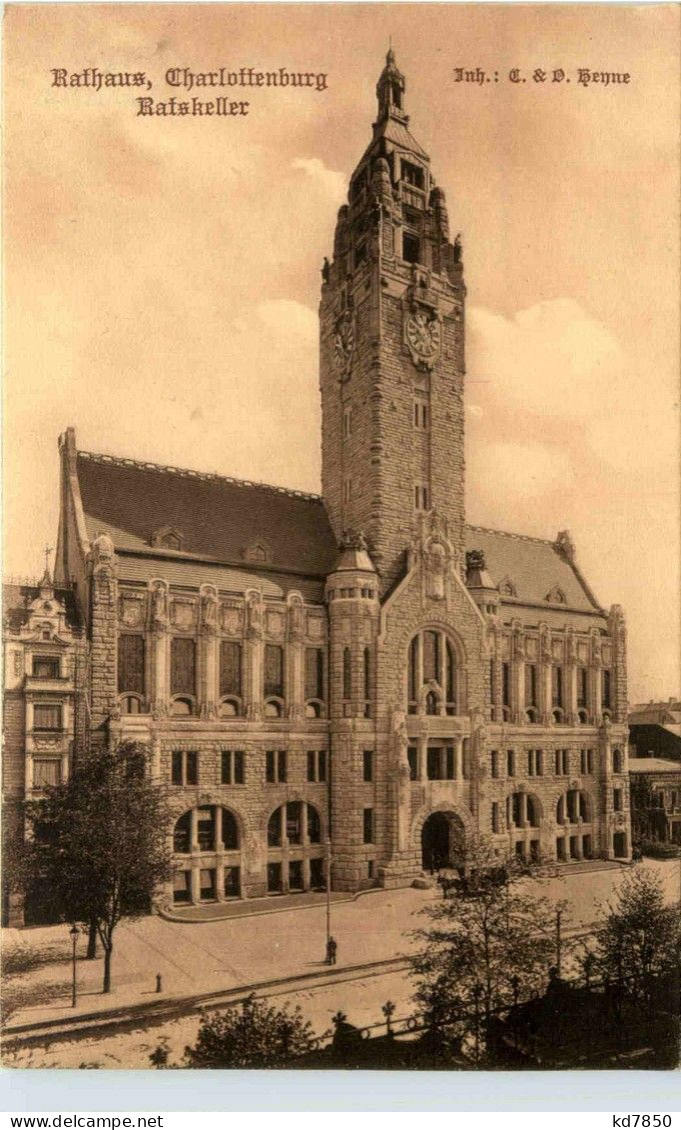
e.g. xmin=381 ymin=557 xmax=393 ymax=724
xmin=325 ymin=837 xmax=332 ymax=948
xmin=69 ymin=924 xmax=79 ymax=1008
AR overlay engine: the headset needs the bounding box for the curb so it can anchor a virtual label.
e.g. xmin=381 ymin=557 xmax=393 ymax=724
xmin=2 ymin=956 xmax=410 ymax=1049
xmin=156 ymin=884 xmax=387 ymax=925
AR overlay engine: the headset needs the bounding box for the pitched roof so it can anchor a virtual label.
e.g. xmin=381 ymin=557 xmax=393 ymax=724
xmin=76 ymin=452 xmax=337 ymax=579
xmin=629 ymin=757 xmax=681 ymax=774
xmin=74 ymin=449 xmax=605 ymax=615
xmin=465 ymin=526 xmax=603 ymax=615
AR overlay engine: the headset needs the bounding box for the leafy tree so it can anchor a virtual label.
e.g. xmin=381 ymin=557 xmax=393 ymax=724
xmin=23 ymin=742 xmax=172 ymax=994
xmin=581 ymin=865 xmax=680 ymax=1005
xmin=183 ymin=993 xmax=318 ymax=1068
xmin=409 ymin=837 xmax=559 ymax=1061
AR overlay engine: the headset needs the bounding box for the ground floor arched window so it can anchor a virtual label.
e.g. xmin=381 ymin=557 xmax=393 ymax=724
xmin=172 ymin=805 xmax=242 ymax=904
xmin=555 ymin=789 xmax=594 ymax=861
xmin=266 ymin=802 xmax=325 ymax=895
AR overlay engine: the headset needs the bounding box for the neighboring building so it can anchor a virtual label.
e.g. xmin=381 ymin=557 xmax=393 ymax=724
xmin=2 ymin=570 xmax=85 ymax=924
xmin=629 ymin=758 xmax=681 ymax=847
xmin=629 ymin=699 xmax=681 ymax=763
xmin=42 ymin=52 xmax=631 ymax=913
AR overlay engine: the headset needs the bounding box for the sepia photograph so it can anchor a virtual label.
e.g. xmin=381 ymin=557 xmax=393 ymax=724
xmin=2 ymin=0 xmax=680 ymax=1085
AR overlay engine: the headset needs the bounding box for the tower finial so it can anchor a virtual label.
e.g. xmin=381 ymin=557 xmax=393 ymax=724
xmin=377 ymin=44 xmax=405 ymax=121
xmin=40 ymin=545 xmax=54 ymax=589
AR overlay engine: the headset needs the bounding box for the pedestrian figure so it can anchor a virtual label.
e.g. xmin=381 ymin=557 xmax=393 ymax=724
xmin=326 ymin=936 xmax=338 ymax=965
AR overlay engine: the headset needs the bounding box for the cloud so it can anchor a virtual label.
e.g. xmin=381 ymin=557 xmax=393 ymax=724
xmin=256 ymin=299 xmax=317 ymax=342
xmin=291 ymin=157 xmax=346 ymax=204
xmin=467 ymin=298 xmax=676 ymax=474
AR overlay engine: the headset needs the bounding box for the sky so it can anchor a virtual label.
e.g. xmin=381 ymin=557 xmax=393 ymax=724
xmin=4 ymin=3 xmax=680 ymax=703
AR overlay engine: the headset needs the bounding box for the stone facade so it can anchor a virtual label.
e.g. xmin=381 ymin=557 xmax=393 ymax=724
xmin=15 ymin=51 xmax=631 ymax=920
xmin=2 ymin=571 xmax=85 ymax=924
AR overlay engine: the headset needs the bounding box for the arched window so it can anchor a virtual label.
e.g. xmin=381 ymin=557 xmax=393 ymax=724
xmin=407 ymin=629 xmax=459 ymax=715
xmin=267 ymin=802 xmax=323 ymax=848
xmin=508 ymin=792 xmax=540 ymax=829
xmin=170 ymin=696 xmax=194 ymax=716
xmin=613 ymin=748 xmax=623 ymax=773
xmin=264 ymin=698 xmax=283 ymax=718
xmin=557 ymin=790 xmax=591 ymax=825
xmin=173 ymin=807 xmax=240 ymax=854
xmin=342 ymin=648 xmax=352 ymax=700
xmin=219 ymin=697 xmax=240 ymax=718
xmin=120 ymin=693 xmax=144 ymax=715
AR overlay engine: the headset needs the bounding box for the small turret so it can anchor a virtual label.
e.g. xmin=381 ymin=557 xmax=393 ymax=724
xmin=466 ymin=549 xmax=499 ymax=617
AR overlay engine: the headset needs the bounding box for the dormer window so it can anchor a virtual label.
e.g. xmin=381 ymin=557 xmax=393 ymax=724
xmin=499 ymin=578 xmax=517 ymax=598
xmin=243 ymin=542 xmax=271 ymax=564
xmin=546 ymin=586 xmax=567 ymax=604
xmin=401 ymin=160 xmax=424 ymax=189
xmin=150 ymin=525 xmax=184 ymax=551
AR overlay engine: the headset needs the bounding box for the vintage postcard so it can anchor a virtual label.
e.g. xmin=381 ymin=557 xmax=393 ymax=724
xmin=2 ymin=2 xmax=679 ymax=1078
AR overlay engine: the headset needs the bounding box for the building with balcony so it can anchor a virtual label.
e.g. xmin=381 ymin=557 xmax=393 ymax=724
xmin=2 ymin=569 xmax=85 ymax=924
xmin=42 ymin=52 xmax=630 ymax=913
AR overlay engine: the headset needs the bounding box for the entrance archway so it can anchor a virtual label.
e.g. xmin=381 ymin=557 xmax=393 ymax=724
xmin=421 ymin=811 xmax=466 ymax=871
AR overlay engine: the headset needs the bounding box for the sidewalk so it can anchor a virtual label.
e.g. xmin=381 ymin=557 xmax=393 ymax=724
xmin=4 ymin=858 xmax=678 ymax=1039
xmin=3 ymin=886 xmax=433 ymax=1034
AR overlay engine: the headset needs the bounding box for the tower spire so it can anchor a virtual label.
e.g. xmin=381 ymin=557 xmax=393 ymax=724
xmin=376 ymin=47 xmax=406 ymax=123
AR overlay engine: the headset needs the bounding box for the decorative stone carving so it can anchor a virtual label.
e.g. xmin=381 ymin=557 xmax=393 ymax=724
xmin=151 ymin=583 xmax=169 ymax=628
xmin=287 ymin=594 xmax=304 ymax=642
xmin=539 ymin=624 xmax=551 ymax=662
xmin=171 ymin=599 xmax=196 ymax=632
xmin=246 ymin=592 xmax=263 ymax=639
xmin=307 ymin=615 xmax=324 ymax=641
xmin=119 ymin=593 xmax=145 ymax=628
xmin=266 ymin=609 xmax=285 ymax=638
xmin=555 ymin=530 xmax=576 ymax=562
xmin=591 ymin=630 xmax=602 ymax=664
xmin=221 ymin=603 xmax=242 ymax=635
xmin=200 ymin=588 xmax=218 ymax=633
xmin=333 ymin=313 xmax=355 ymax=380
xmin=92 ymin=532 xmax=114 ymax=563
xmin=424 ymin=540 xmax=447 ymax=600
xmin=512 ymin=623 xmax=525 ymax=660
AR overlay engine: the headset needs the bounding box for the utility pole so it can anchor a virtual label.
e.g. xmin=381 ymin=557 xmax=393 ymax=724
xmin=556 ymin=908 xmax=562 ymax=976
xmin=325 ymin=837 xmax=332 ymax=947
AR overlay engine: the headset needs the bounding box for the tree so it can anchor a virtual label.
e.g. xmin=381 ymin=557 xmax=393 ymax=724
xmin=409 ymin=837 xmax=558 ymax=1061
xmin=183 ymin=994 xmax=318 ymax=1068
xmin=23 ymin=742 xmax=172 ymax=994
xmin=582 ymin=865 xmax=680 ymax=1006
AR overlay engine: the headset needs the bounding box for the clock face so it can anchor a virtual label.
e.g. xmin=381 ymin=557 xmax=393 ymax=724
xmin=406 ymin=312 xmax=441 ymax=358
xmin=334 ymin=318 xmax=355 ymax=368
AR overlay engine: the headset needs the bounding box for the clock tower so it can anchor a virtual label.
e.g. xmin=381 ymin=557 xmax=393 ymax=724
xmin=320 ymin=50 xmax=467 ymax=593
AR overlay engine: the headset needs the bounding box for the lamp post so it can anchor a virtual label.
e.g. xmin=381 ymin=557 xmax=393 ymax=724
xmin=325 ymin=836 xmax=332 ymax=948
xmin=69 ymin=924 xmax=79 ymax=1008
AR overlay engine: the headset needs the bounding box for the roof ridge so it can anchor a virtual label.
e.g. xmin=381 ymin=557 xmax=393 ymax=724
xmin=77 ymin=450 xmax=323 ymax=504
xmin=465 ymin=523 xmax=556 ymax=548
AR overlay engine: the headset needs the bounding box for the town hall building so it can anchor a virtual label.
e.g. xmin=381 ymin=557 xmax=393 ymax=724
xmin=6 ymin=53 xmax=631 ymax=919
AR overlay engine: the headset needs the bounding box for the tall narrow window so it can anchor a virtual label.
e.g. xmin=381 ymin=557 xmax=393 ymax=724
xmin=343 ymin=405 xmax=353 ymax=438
xmin=265 ymin=750 xmax=287 ymax=784
xmin=552 ymin=667 xmax=564 ymax=708
xmin=363 ymin=807 xmax=374 ymax=844
xmin=363 ymin=750 xmax=373 ymax=783
xmin=403 ymin=232 xmax=420 ymax=263
xmin=602 ymin=669 xmax=612 ymax=710
xmin=264 ymin=644 xmax=284 ymax=699
xmin=343 ymin=477 xmax=352 ymax=505
xmin=577 ymin=667 xmax=588 ymax=708
xmin=491 ymin=802 xmax=500 ymax=834
xmin=219 ymin=641 xmax=242 ymax=698
xmin=414 ymin=483 xmax=429 ymax=510
xmin=414 ymin=397 xmax=429 ymax=430
xmin=221 ymin=751 xmax=244 ymax=786
xmin=342 ymin=648 xmax=352 ymax=700
xmin=171 ymin=638 xmax=196 ymax=697
xmin=526 ymin=664 xmax=538 ymax=707
xmin=502 ymin=662 xmax=511 ymax=708
xmin=118 ymin=634 xmax=145 ymax=695
xmin=305 ymin=648 xmax=324 ymax=702
xmin=363 ymin=648 xmax=371 ymax=717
